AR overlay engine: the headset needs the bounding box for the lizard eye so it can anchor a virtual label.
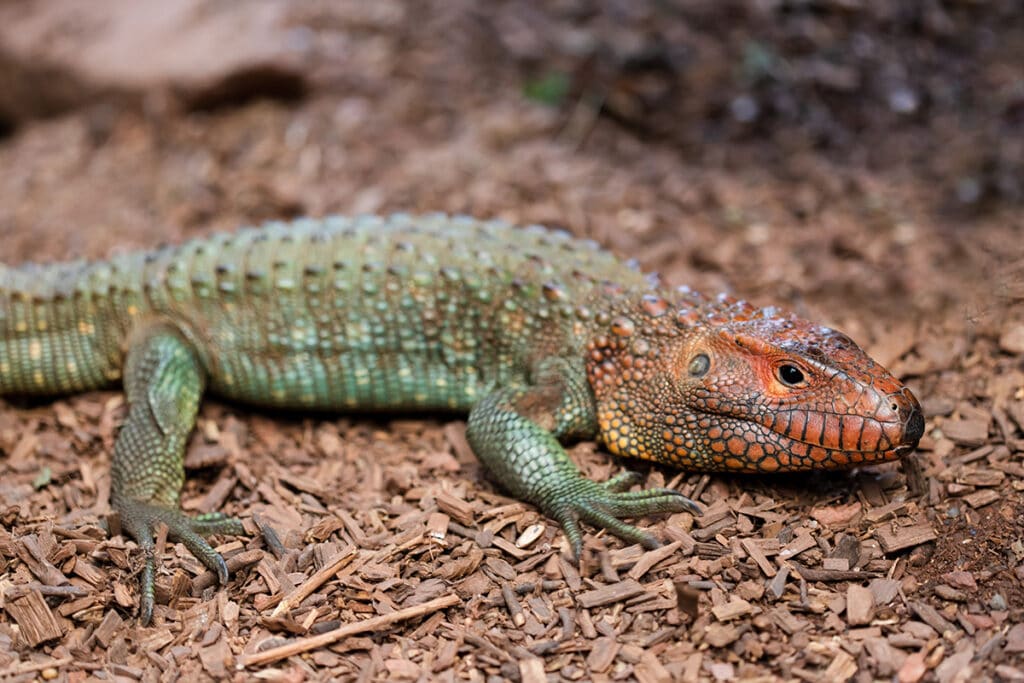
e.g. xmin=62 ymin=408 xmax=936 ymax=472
xmin=776 ymin=363 xmax=806 ymax=387
xmin=688 ymin=353 xmax=710 ymax=377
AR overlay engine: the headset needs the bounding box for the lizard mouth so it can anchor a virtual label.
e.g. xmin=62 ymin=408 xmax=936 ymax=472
xmin=763 ymin=388 xmax=925 ymax=466
xmin=714 ymin=410 xmax=921 ymax=472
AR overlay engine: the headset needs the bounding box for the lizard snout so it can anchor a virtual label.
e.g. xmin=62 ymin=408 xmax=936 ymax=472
xmin=891 ymin=387 xmax=924 ymax=449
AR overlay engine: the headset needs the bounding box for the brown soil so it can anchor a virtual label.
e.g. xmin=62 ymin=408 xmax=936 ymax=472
xmin=0 ymin=1 xmax=1022 ymax=681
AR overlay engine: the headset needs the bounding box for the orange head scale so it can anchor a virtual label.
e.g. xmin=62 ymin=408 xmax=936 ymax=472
xmin=585 ymin=290 xmax=924 ymax=472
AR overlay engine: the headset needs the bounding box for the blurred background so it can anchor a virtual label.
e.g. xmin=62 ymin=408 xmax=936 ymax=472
xmin=0 ymin=2 xmax=1020 ymax=313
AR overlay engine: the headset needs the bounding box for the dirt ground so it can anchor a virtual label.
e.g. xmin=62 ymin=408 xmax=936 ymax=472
xmin=0 ymin=1 xmax=1022 ymax=681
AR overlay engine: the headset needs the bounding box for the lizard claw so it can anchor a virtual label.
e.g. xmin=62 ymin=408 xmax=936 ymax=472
xmin=549 ymin=472 xmax=701 ymax=560
xmin=114 ymin=498 xmax=244 ymax=624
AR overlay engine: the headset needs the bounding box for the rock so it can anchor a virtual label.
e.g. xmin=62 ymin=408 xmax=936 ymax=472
xmin=0 ymin=0 xmax=311 ymax=123
xmin=1000 ymin=324 xmax=1024 ymax=354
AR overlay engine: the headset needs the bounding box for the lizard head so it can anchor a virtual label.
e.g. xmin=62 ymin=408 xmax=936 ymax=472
xmin=586 ymin=291 xmax=924 ymax=472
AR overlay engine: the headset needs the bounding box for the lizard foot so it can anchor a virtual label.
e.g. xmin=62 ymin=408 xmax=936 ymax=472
xmin=548 ymin=470 xmax=701 ymax=559
xmin=114 ymin=498 xmax=244 ymax=625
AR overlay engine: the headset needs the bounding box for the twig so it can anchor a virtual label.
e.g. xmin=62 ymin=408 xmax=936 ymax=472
xmin=191 ymin=549 xmax=264 ymax=593
xmin=2 ymin=656 xmax=73 ymax=678
xmin=270 ymin=545 xmax=356 ymax=617
xmin=239 ymin=594 xmax=461 ymax=668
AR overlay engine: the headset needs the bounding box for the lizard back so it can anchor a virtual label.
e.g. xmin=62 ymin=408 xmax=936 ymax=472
xmin=0 ymin=214 xmax=652 ymax=409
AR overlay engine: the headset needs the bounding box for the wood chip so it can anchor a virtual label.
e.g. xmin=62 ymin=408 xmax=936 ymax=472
xmin=941 ymin=418 xmax=990 ymax=446
xmin=875 ymin=524 xmax=937 ymax=554
xmin=93 ymin=608 xmax=123 ymax=648
xmin=864 ymin=500 xmax=910 ymax=523
xmin=712 ymin=597 xmax=754 ymax=621
xmin=434 ymin=490 xmax=475 ymax=527
xmin=199 ymin=637 xmax=232 ymax=678
xmin=636 ymin=651 xmax=673 ymax=683
xmin=627 ymin=541 xmax=682 ymax=580
xmin=501 ymin=584 xmax=526 ymax=627
xmin=586 ymin=637 xmax=620 ymax=673
xmin=957 ymin=469 xmax=1004 ymax=486
xmin=823 ymin=557 xmax=851 ymax=571
xmin=790 ymin=562 xmax=876 ymax=582
xmin=963 ymin=489 xmax=1001 ymax=508
xmin=1006 ymin=623 xmax=1024 ymax=653
xmin=426 ymin=511 xmax=450 ymax=540
xmin=16 ymin=534 xmax=68 ymax=586
xmin=897 ymin=650 xmax=927 ymax=683
xmin=909 ymin=601 xmax=957 ymax=636
xmin=5 ymin=589 xmax=62 ymax=646
xmin=868 ymin=578 xmax=901 ymax=606
xmin=1000 ymin=324 xmax=1024 ymax=354
xmin=519 ymin=657 xmax=547 ymax=683
xmin=703 ymin=623 xmax=740 ymax=647
xmin=779 ymin=531 xmax=817 ymax=559
xmin=577 ymin=579 xmax=646 ymax=609
xmin=674 ymin=582 xmax=700 ymax=619
xmin=823 ymin=649 xmax=858 ymax=682
xmin=768 ymin=565 xmax=791 ymax=599
xmin=771 ymin=607 xmax=808 ymax=635
xmin=811 ymin=501 xmax=862 ymax=527
xmin=740 ymin=538 xmax=777 ymax=577
xmin=846 ymin=584 xmax=875 ymax=626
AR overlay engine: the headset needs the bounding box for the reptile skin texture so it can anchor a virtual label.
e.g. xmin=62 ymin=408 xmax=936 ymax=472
xmin=0 ymin=214 xmax=924 ymax=623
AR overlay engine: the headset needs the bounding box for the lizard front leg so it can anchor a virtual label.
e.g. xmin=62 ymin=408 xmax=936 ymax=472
xmin=466 ymin=360 xmax=700 ymax=558
xmin=111 ymin=324 xmax=243 ymax=624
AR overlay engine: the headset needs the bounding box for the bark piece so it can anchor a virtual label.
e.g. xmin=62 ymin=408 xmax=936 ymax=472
xmin=875 ymin=524 xmax=937 ymax=553
xmin=577 ymin=579 xmax=645 ymax=609
xmin=5 ymin=589 xmax=62 ymax=646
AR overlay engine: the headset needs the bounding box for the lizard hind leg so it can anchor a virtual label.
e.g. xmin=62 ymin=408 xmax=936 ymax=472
xmin=110 ymin=324 xmax=243 ymax=624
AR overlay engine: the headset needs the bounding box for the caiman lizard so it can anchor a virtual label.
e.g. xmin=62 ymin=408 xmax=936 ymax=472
xmin=0 ymin=214 xmax=924 ymax=623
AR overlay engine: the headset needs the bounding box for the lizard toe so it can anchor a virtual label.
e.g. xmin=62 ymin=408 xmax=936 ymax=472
xmin=554 ymin=477 xmax=702 ymax=558
xmin=189 ymin=512 xmax=245 ymax=536
xmin=601 ymin=470 xmax=645 ymax=493
xmin=597 ymin=487 xmax=703 ymax=517
xmin=114 ymin=497 xmax=241 ymax=622
xmin=574 ymin=501 xmax=662 ymax=550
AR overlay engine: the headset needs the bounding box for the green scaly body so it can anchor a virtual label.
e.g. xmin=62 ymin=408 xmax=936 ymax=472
xmin=1 ymin=215 xmax=644 ymax=406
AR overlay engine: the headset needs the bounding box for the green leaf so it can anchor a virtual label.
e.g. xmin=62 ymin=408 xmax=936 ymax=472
xmin=32 ymin=466 xmax=52 ymax=490
xmin=523 ymin=71 xmax=570 ymax=106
